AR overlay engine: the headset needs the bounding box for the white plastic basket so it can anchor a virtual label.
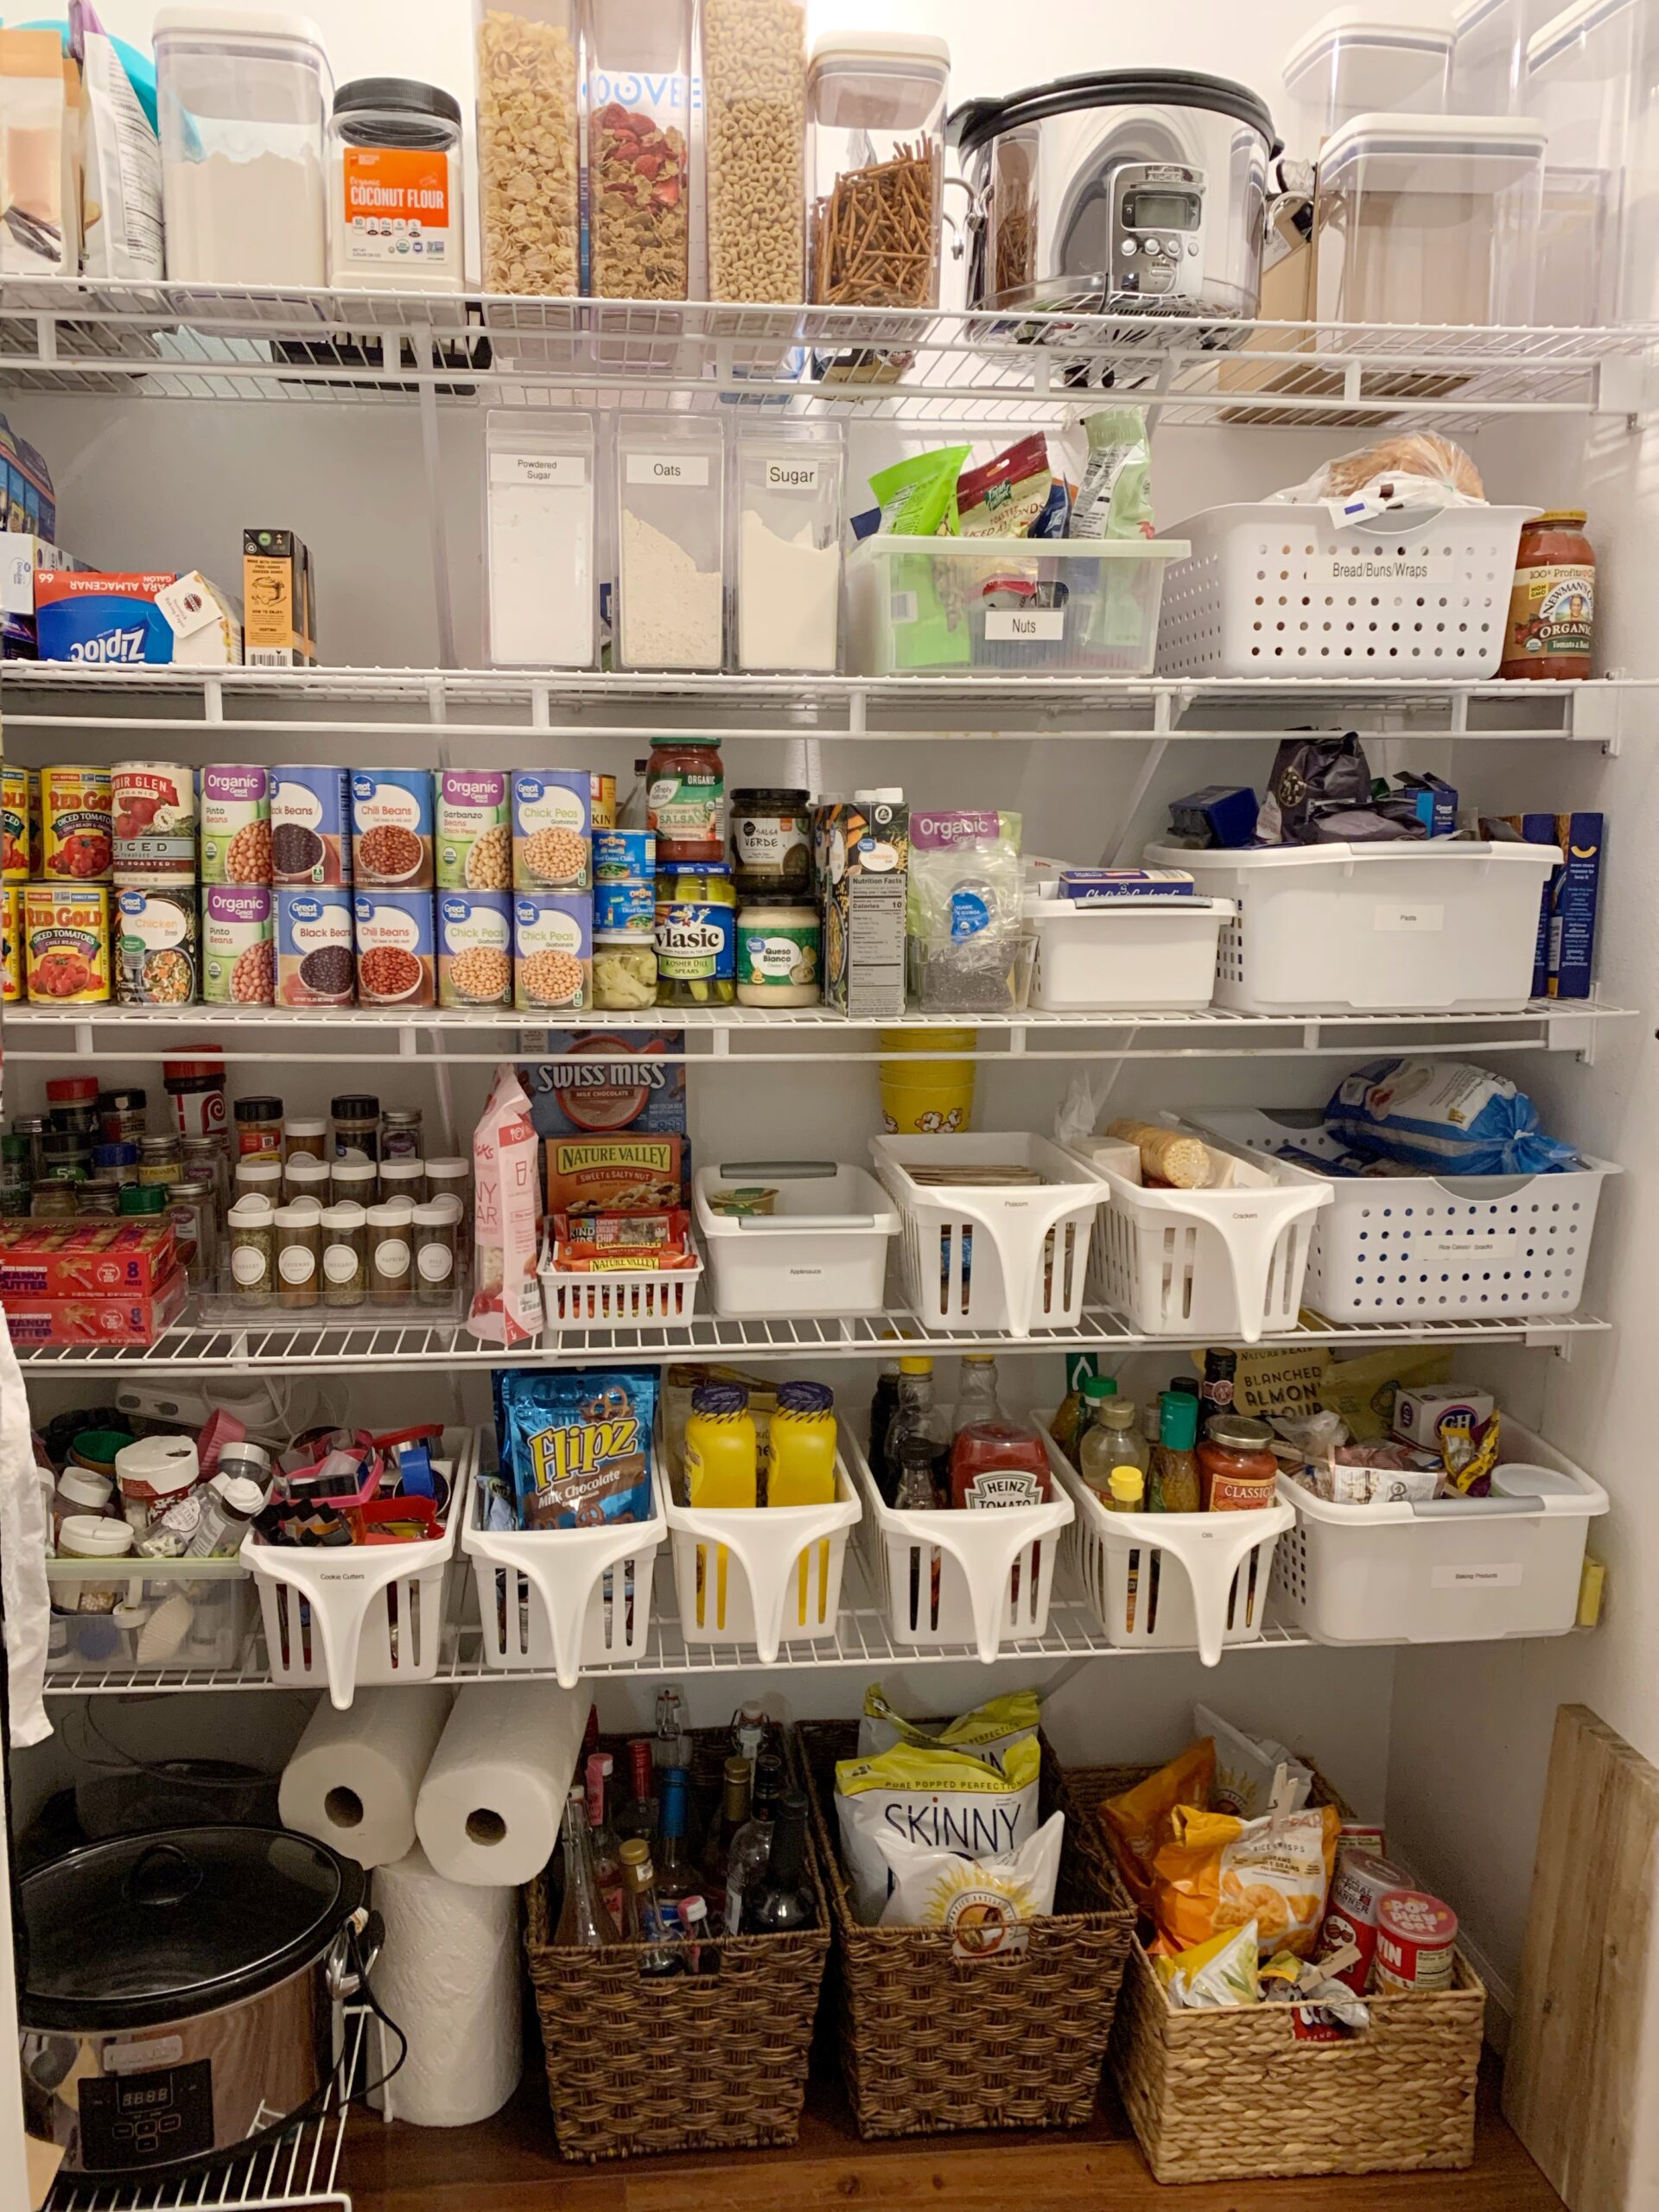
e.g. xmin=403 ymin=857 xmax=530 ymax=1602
xmin=1143 ymin=839 xmax=1560 ymax=1016
xmin=1022 ymin=891 xmax=1234 ymax=1013
xmin=538 ymin=1235 xmax=702 ymax=1331
xmin=1043 ymin=1427 xmax=1293 ymax=1667
xmin=461 ymin=1445 xmax=666 ymax=1685
xmin=693 ymin=1160 xmax=900 ymax=1319
xmin=1154 ymin=501 xmax=1534 ymax=678
xmin=847 ymin=1420 xmax=1073 ymax=1663
xmin=46 ymin=1558 xmax=254 ymax=1676
xmin=1196 ymin=1109 xmax=1618 ymax=1320
xmin=664 ymin=1456 xmax=861 ymax=1664
xmin=870 ymin=1133 xmax=1105 ymax=1337
xmin=1071 ymin=1124 xmax=1332 ymax=1344
xmin=1273 ymin=1421 xmax=1609 ymax=1645
xmin=245 ymin=1428 xmax=467 ymax=1710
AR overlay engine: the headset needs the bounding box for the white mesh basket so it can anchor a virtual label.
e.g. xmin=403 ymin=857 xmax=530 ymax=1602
xmin=664 ymin=1459 xmax=861 ymax=1663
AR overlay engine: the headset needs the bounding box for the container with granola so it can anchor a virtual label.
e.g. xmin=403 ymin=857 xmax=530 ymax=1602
xmin=586 ymin=0 xmax=694 ymax=301
xmin=474 ymin=0 xmax=580 ymax=296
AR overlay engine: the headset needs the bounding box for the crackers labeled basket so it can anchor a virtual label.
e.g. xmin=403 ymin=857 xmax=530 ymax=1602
xmin=798 ymin=1719 xmax=1134 ymax=2141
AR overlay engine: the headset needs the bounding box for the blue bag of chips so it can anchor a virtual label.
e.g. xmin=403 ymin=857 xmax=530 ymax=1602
xmin=498 ymin=1366 xmax=657 ymax=1530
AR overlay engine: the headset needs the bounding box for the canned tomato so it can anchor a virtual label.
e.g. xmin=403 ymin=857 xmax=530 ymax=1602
xmin=1375 ymin=1891 xmax=1458 ymax=1995
xmin=436 ymin=889 xmax=511 ymax=1008
xmin=115 ymin=886 xmax=199 ymax=1006
xmin=435 ymin=769 xmax=511 ymax=891
xmin=202 ymin=885 xmax=275 ymax=1005
xmin=2 ymin=764 xmax=34 ymax=884
xmin=23 ymin=881 xmax=110 ymax=1001
xmin=271 ymin=766 xmax=351 ymax=887
xmin=354 ymin=889 xmax=436 ymax=1007
xmin=111 ymin=761 xmax=195 ymax=884
xmin=41 ymin=765 xmax=113 ymax=880
xmin=276 ymin=887 xmax=354 ymax=1007
xmin=200 ymin=765 xmax=272 ymax=886
xmin=1 ymin=884 xmax=20 ymax=1001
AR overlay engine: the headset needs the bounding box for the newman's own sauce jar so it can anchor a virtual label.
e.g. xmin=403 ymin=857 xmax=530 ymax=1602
xmin=1501 ymin=511 xmax=1594 ymax=680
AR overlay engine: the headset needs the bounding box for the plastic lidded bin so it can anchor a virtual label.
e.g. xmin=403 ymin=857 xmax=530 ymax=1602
xmin=327 ymin=77 xmax=462 ymax=291
xmin=733 ymin=423 xmax=845 ymax=674
xmin=486 ymin=410 xmax=598 ymax=670
xmin=1525 ymin=0 xmax=1659 ymax=327
xmin=1281 ymin=6 xmax=1455 ymax=143
xmin=1451 ymin=0 xmax=1559 ymax=112
xmin=474 ymin=0 xmax=580 ymax=296
xmin=586 ymin=0 xmax=694 ymax=302
xmin=807 ymin=32 xmax=950 ymax=308
xmin=1313 ymin=111 xmax=1546 ymax=325
xmin=154 ymin=5 xmax=332 ymax=287
xmin=615 ymin=415 xmax=726 ymax=672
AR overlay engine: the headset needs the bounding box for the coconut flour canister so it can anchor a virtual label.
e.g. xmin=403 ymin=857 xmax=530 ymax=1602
xmin=327 ymin=77 xmax=463 ymax=289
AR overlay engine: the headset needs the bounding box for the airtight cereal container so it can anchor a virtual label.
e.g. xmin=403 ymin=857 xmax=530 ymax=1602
xmin=1282 ymin=7 xmax=1455 ymax=144
xmin=584 ymin=0 xmax=694 ymax=301
xmin=474 ymin=0 xmax=580 ymax=295
xmin=1451 ymin=0 xmax=1558 ymax=112
xmin=614 ymin=416 xmax=726 ymax=673
xmin=1524 ymin=0 xmax=1659 ymax=327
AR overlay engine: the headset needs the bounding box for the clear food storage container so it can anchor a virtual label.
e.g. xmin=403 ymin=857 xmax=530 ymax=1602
xmin=486 ymin=410 xmax=597 ymax=669
xmin=733 ymin=423 xmax=845 ymax=674
xmin=474 ymin=0 xmax=580 ymax=295
xmin=807 ymin=31 xmax=950 ymax=308
xmin=1525 ymin=0 xmax=1659 ymax=327
xmin=614 ymin=415 xmax=726 ymax=672
xmin=706 ymin=0 xmax=807 ymax=302
xmin=586 ymin=0 xmax=694 ymax=301
xmin=1313 ymin=111 xmax=1546 ymax=325
xmin=1451 ymin=0 xmax=1558 ymax=112
xmin=1281 ymin=7 xmax=1455 ymax=145
xmin=327 ymin=77 xmax=462 ymax=291
xmin=155 ymin=5 xmax=332 ymax=287
xmin=47 ymin=1557 xmax=255 ymax=1675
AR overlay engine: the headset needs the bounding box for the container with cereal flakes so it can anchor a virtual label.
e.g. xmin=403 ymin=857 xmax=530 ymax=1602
xmin=41 ymin=766 xmax=112 ymax=881
xmin=514 ymin=890 xmax=591 ymax=1012
xmin=276 ymin=888 xmax=354 ymax=1007
xmin=352 ymin=767 xmax=435 ymax=888
xmin=203 ymin=886 xmax=276 ymax=1006
xmin=200 ymin=765 xmax=272 ymax=886
xmin=24 ymin=883 xmax=110 ymax=1003
xmin=115 ymin=887 xmax=199 ymax=1007
xmin=438 ymin=889 xmax=512 ymax=1008
xmin=435 ymin=769 xmax=512 ymax=890
xmin=512 ymin=769 xmax=591 ymax=890
xmin=271 ymin=766 xmax=352 ymax=887
xmin=111 ymin=762 xmax=195 ymax=885
xmin=354 ymin=890 xmax=437 ymax=1007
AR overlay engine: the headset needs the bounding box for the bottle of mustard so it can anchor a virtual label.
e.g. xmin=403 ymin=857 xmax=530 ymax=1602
xmin=684 ymin=1383 xmax=759 ymax=1510
xmin=767 ymin=1381 xmax=838 ymax=1507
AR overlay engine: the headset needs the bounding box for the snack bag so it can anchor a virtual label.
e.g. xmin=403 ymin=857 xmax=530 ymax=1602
xmin=1149 ymin=1802 xmax=1342 ymax=1959
xmin=1324 ymin=1058 xmax=1581 ymax=1177
xmin=1099 ymin=1738 xmax=1216 ymax=1911
xmin=1320 ymin=1345 xmax=1452 ymax=1443
xmin=1195 ymin=1705 xmax=1313 ymax=1821
xmin=498 ymin=1366 xmax=656 ymax=1530
xmin=468 ymin=1065 xmax=543 ymax=1347
xmin=1155 ymin=1920 xmax=1261 ymax=2009
xmin=834 ymin=1735 xmax=1041 ymax=1926
xmin=874 ymin=1809 xmax=1064 ymax=1957
xmin=857 ymin=1684 xmax=1039 ymax=1768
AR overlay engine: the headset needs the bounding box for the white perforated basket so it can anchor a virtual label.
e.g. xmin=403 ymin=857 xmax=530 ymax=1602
xmin=245 ymin=1427 xmax=467 ymax=1710
xmin=664 ymin=1458 xmax=861 ymax=1663
xmin=1154 ymin=501 xmax=1534 ymax=678
xmin=538 ymin=1236 xmax=702 ymax=1331
xmin=1196 ymin=1109 xmax=1618 ymax=1319
xmin=847 ymin=1420 xmax=1073 ymax=1662
xmin=1043 ymin=1427 xmax=1292 ymax=1666
xmin=461 ymin=1445 xmax=666 ymax=1684
xmin=870 ymin=1132 xmax=1105 ymax=1337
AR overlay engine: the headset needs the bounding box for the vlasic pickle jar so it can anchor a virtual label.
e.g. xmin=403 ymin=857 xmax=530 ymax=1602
xmin=654 ymin=861 xmax=735 ymax=1007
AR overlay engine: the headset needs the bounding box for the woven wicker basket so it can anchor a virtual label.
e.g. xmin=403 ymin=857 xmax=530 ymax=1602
xmin=1066 ymin=1762 xmax=1485 ymax=2184
xmin=798 ymin=1719 xmax=1135 ymax=2141
xmin=524 ymin=1727 xmax=830 ymax=2163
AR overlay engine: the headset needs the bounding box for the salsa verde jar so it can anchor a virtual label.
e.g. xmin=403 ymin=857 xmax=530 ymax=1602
xmin=655 ymin=861 xmax=735 ymax=1006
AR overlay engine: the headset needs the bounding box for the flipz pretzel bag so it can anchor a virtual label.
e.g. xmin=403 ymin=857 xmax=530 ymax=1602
xmin=498 ymin=1367 xmax=657 ymax=1529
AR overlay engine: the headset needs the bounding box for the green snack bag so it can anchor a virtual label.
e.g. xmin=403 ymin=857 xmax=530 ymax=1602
xmin=1068 ymin=407 xmax=1156 ymax=652
xmin=870 ymin=444 xmax=971 ymax=537
xmin=868 ymin=445 xmax=973 ymax=670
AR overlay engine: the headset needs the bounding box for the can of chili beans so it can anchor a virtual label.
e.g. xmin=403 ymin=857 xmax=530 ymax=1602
xmin=352 ymin=767 xmax=435 ymax=888
xmin=41 ymin=766 xmax=113 ymax=880
xmin=354 ymin=889 xmax=436 ymax=1007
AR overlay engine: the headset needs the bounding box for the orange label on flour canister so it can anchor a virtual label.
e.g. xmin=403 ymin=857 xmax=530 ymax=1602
xmin=338 ymin=148 xmax=454 ymax=275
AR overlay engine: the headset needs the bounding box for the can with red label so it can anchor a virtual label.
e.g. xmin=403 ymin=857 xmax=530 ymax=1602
xmin=1375 ymin=1890 xmax=1459 ymax=1995
xmin=111 ymin=760 xmax=195 ymax=884
xmin=1319 ymin=1850 xmax=1413 ymax=1993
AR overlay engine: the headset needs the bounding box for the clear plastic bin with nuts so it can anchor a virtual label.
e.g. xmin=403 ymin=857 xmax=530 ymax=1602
xmin=474 ymin=0 xmax=580 ymax=296
xmin=586 ymin=0 xmax=694 ymax=301
xmin=705 ymin=0 xmax=807 ymax=304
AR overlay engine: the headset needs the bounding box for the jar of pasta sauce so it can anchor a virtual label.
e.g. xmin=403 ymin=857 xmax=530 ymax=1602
xmin=648 ymin=737 xmax=724 ymax=866
xmin=1197 ymin=1414 xmax=1280 ymax=1510
xmin=1501 ymin=511 xmax=1594 ymax=680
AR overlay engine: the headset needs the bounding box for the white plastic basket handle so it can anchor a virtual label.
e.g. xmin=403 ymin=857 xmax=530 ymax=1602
xmin=257 ymin=1547 xmax=429 ymax=1712
xmin=1142 ymin=1182 xmax=1329 ymax=1345
xmin=1343 ymin=504 xmax=1450 ymax=540
xmin=674 ymin=1497 xmax=859 ymax=1666
xmin=937 ymin=1185 xmax=1098 ymax=1338
xmin=1131 ymin=1505 xmax=1294 ymax=1668
xmin=478 ymin=1518 xmax=653 ymax=1688
xmin=890 ymin=1498 xmax=1073 ymax=1664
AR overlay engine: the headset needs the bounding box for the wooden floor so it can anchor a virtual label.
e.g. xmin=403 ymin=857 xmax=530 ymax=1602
xmin=341 ymin=2057 xmax=1562 ymax=2212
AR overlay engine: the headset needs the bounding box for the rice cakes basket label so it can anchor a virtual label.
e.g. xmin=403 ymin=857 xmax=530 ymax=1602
xmin=203 ymin=885 xmax=275 ymax=1005
xmin=354 ymin=889 xmax=436 ymax=1007
xmin=200 ymin=765 xmax=272 ymax=886
xmin=271 ymin=766 xmax=352 ymax=887
xmin=437 ymin=889 xmax=512 ymax=1007
xmin=436 ymin=770 xmax=512 ymax=890
xmin=111 ymin=761 xmax=195 ymax=884
xmin=115 ymin=886 xmax=199 ymax=1006
xmin=512 ymin=769 xmax=591 ymax=890
xmin=352 ymin=767 xmax=435 ymax=888
xmin=276 ymin=887 xmax=354 ymax=1006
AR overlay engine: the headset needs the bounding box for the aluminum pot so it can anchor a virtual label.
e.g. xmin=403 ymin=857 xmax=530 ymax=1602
xmin=18 ymin=1826 xmax=381 ymax=2182
xmin=951 ymin=70 xmax=1279 ymax=322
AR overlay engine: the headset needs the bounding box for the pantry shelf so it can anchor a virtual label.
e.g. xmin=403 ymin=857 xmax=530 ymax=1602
xmin=0 ymin=281 xmax=1650 ymax=431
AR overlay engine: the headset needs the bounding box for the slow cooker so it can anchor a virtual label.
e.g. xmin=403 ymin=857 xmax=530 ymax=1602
xmin=950 ymin=70 xmax=1281 ymax=322
xmin=18 ymin=1826 xmax=383 ymax=2181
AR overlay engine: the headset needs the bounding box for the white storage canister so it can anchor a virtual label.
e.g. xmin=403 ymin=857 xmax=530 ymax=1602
xmin=1313 ymin=110 xmax=1547 ymax=325
xmin=1524 ymin=0 xmax=1659 ymax=327
xmin=327 ymin=78 xmax=462 ymax=290
xmin=1281 ymin=6 xmax=1455 ymax=145
xmin=1450 ymin=0 xmax=1559 ymax=112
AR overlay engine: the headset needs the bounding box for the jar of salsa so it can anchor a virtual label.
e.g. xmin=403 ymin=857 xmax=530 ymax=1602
xmin=1197 ymin=1414 xmax=1280 ymax=1511
xmin=648 ymin=737 xmax=725 ymax=866
xmin=1500 ymin=511 xmax=1594 ymax=681
xmin=949 ymin=1420 xmax=1052 ymax=1510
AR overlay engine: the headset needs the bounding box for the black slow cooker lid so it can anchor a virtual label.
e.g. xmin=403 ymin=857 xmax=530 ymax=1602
xmin=950 ymin=70 xmax=1277 ymax=159
xmin=20 ymin=1826 xmax=365 ymax=2032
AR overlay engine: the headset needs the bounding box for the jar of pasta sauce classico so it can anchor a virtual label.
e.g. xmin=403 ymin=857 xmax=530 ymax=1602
xmin=1501 ymin=511 xmax=1594 ymax=680
xmin=1196 ymin=1414 xmax=1280 ymax=1511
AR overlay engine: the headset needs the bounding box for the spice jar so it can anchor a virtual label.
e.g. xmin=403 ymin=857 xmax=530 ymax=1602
xmin=166 ymin=1179 xmax=217 ymax=1289
xmin=379 ymin=1156 xmax=427 ymax=1207
xmin=91 ymin=1142 xmax=139 ymax=1191
xmin=736 ymin=898 xmax=821 ymax=1006
xmin=162 ymin=1052 xmax=227 ymax=1140
xmin=47 ymin=1076 xmax=100 ymax=1137
xmin=320 ymin=1201 xmax=368 ymax=1308
xmin=1 ymin=1134 xmax=30 ymax=1215
xmin=32 ymin=1180 xmax=79 ymax=1218
xmin=656 ymin=861 xmax=737 ymax=1007
xmin=1501 ymin=510 xmax=1595 ymax=680
xmin=327 ymin=78 xmax=463 ymax=291
xmin=367 ymin=1198 xmax=415 ymax=1306
xmin=274 ymin=1203 xmax=321 ymax=1310
xmin=413 ymin=1199 xmax=458 ymax=1306
xmin=1197 ymin=1414 xmax=1281 ymax=1511
xmin=235 ymin=1154 xmax=284 ymax=1207
xmin=426 ymin=1156 xmax=469 ymax=1215
xmin=79 ymin=1185 xmax=118 ymax=1217
xmin=283 ymin=1153 xmax=333 ymax=1207
xmin=118 ymin=1185 xmax=166 ymax=1217
xmin=234 ymin=1096 xmax=284 ymax=1158
xmin=13 ymin=1116 xmax=47 ymax=1185
xmin=228 ymin=1193 xmax=276 ymax=1304
xmin=41 ymin=1130 xmax=91 ymax=1182
xmin=181 ymin=1135 xmax=229 ymax=1216
xmin=331 ymin=1092 xmax=381 ymax=1162
xmin=806 ymin=33 xmax=950 ymax=309
xmin=98 ymin=1088 xmax=148 ymax=1145
xmin=330 ymin=1156 xmax=378 ymax=1209
xmin=381 ymin=1108 xmax=423 ymax=1160
xmin=648 ymin=737 xmax=725 ymax=863
xmin=137 ymin=1135 xmax=181 ymax=1189
xmin=284 ymin=1116 xmax=328 ymax=1160
xmin=730 ymin=787 xmax=814 ymax=897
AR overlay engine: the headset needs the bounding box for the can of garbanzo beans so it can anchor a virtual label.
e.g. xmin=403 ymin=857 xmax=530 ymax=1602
xmin=41 ymin=765 xmax=113 ymax=880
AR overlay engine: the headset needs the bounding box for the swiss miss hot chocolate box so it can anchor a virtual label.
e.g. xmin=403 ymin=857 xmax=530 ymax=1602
xmin=517 ymin=1030 xmax=689 ymax=1215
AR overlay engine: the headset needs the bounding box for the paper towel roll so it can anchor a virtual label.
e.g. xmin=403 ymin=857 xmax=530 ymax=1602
xmin=279 ymin=1685 xmax=452 ymax=1869
xmin=414 ymin=1680 xmax=585 ymax=1888
xmin=367 ymin=1846 xmax=522 ymax=2127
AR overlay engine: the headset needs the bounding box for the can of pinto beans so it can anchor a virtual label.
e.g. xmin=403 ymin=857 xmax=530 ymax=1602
xmin=41 ymin=765 xmax=113 ymax=880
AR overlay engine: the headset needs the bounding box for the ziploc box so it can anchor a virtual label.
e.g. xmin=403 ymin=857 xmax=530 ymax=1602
xmin=816 ymin=798 xmax=907 ymax=1019
xmin=35 ymin=570 xmax=243 ymax=666
xmin=518 ymin=1029 xmax=689 ymax=1208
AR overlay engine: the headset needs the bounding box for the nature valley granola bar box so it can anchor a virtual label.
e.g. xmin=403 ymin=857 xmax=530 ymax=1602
xmin=519 ymin=1029 xmax=689 ymax=1207
xmin=544 ymin=1135 xmax=684 ymax=1216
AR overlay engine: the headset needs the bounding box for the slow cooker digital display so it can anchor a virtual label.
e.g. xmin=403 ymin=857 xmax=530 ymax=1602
xmin=1123 ymin=189 xmax=1200 ymax=231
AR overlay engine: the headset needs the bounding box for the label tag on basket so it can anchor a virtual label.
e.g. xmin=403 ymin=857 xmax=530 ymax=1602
xmin=1373 ymin=904 xmax=1445 ymax=932
xmin=1304 ymin=544 xmax=1460 ymax=588
xmin=1432 ymin=1563 xmax=1522 ymax=1589
xmin=984 ymin=608 xmax=1065 ymax=643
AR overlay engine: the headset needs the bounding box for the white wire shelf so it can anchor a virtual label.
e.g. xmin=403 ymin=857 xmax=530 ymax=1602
xmin=0 ymin=281 xmax=1651 ymax=429
xmin=14 ymin=1305 xmax=1611 ymax=1379
xmin=46 ymin=2011 xmax=362 ymax=2212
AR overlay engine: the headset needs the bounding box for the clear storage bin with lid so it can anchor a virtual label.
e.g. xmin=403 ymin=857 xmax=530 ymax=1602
xmin=615 ymin=416 xmax=726 ymax=672
xmin=154 ymin=6 xmax=332 ymax=287
xmin=1313 ymin=111 xmax=1545 ymax=324
xmin=1451 ymin=0 xmax=1559 ymax=111
xmin=1524 ymin=0 xmax=1659 ymax=327
xmin=474 ymin=0 xmax=579 ymax=295
xmin=585 ymin=0 xmax=695 ymax=301
xmin=1281 ymin=7 xmax=1455 ymax=146
xmin=733 ymin=423 xmax=845 ymax=674
xmin=327 ymin=78 xmax=462 ymax=290
xmin=807 ymin=33 xmax=950 ymax=308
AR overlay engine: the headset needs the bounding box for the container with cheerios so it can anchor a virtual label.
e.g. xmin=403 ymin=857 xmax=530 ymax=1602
xmin=115 ymin=887 xmax=199 ymax=1006
xmin=23 ymin=881 xmax=110 ymax=1002
xmin=41 ymin=766 xmax=113 ymax=880
xmin=203 ymin=885 xmax=276 ymax=1005
xmin=354 ymin=889 xmax=436 ymax=1007
xmin=1 ymin=884 xmax=21 ymax=1001
xmin=435 ymin=769 xmax=512 ymax=891
xmin=514 ymin=891 xmax=591 ymax=1012
xmin=200 ymin=765 xmax=272 ymax=886
xmin=512 ymin=769 xmax=591 ymax=892
xmin=2 ymin=764 xmax=34 ymax=884
xmin=437 ymin=889 xmax=512 ymax=1008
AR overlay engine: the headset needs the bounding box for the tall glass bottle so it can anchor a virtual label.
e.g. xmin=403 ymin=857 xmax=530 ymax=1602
xmin=556 ymin=1786 xmax=619 ymax=1948
xmin=742 ymin=1789 xmax=816 ymax=1933
xmin=951 ymin=1351 xmax=1004 ymax=1435
xmin=616 ymin=1737 xmax=658 ymax=1848
xmin=586 ymin=1751 xmax=623 ymax=1928
xmin=884 ymin=1356 xmax=950 ymax=1502
xmin=618 ymin=1836 xmax=681 ymax=1975
xmin=723 ymin=1752 xmax=784 ymax=1933
xmin=652 ymin=1767 xmax=699 ymax=1929
xmin=701 ymin=1755 xmax=753 ymax=1918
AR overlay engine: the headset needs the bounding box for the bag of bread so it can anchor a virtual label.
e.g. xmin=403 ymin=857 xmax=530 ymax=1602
xmin=1099 ymin=1738 xmax=1216 ymax=1911
xmin=1149 ymin=1802 xmax=1342 ymax=1959
xmin=1268 ymin=434 xmax=1486 ymax=518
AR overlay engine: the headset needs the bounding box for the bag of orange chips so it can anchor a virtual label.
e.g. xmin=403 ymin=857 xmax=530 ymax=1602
xmin=1149 ymin=1802 xmax=1341 ymax=1959
xmin=1099 ymin=1738 xmax=1217 ymax=1912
